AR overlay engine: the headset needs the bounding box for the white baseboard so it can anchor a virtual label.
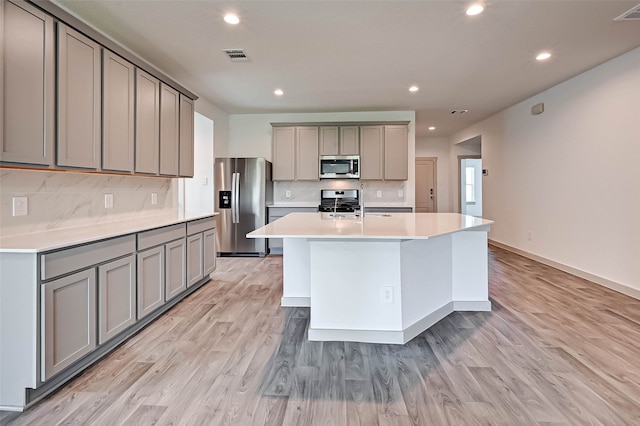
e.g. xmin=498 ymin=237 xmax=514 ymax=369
xmin=308 ymin=300 xmax=491 ymax=344
xmin=281 ymin=296 xmax=310 ymax=307
xmin=489 ymin=240 xmax=640 ymax=301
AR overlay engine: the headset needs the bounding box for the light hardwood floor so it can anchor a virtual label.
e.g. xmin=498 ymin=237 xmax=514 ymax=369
xmin=2 ymin=246 xmax=640 ymax=425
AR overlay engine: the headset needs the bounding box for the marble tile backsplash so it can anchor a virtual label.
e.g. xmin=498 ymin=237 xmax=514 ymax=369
xmin=274 ymin=180 xmax=407 ymax=204
xmin=0 ymin=169 xmax=177 ymax=237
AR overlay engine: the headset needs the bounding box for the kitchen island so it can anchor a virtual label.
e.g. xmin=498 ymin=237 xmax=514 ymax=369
xmin=247 ymin=212 xmax=493 ymax=344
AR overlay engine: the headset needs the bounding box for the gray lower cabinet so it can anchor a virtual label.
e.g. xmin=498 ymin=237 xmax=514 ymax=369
xmin=165 ymin=238 xmax=187 ymax=301
xmin=1 ymin=0 xmax=55 ymax=166
xmin=137 ymin=246 xmax=165 ymax=319
xmin=186 ymin=233 xmax=203 ymax=287
xmin=57 ymin=23 xmax=101 ymax=169
xmin=98 ymin=255 xmax=136 ymax=345
xmin=41 ymin=269 xmax=97 ymax=381
xmin=267 ymin=207 xmax=317 ymax=254
xmin=203 ymin=228 xmax=217 ymax=276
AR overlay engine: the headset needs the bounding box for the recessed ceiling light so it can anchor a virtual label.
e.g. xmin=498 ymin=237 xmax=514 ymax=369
xmin=274 ymin=89 xmax=284 ymax=96
xmin=409 ymin=86 xmax=419 ymax=92
xmin=536 ymin=52 xmax=552 ymax=61
xmin=428 ymin=126 xmax=436 ymax=131
xmin=466 ymin=4 xmax=484 ymax=16
xmin=224 ymin=14 xmax=240 ymax=25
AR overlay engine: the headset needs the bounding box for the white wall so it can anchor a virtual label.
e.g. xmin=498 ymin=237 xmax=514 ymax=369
xmin=227 ymin=111 xmax=416 ymax=207
xmin=180 ymin=112 xmax=214 ymax=214
xmin=415 ymin=136 xmax=450 ymax=212
xmin=451 ymin=47 xmax=640 ymax=294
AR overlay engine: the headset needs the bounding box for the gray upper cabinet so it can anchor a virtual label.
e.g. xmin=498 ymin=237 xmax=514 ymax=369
xmin=160 ymin=84 xmax=180 ymax=176
xmin=295 ymin=127 xmax=319 ymax=181
xmin=1 ymin=0 xmax=55 ymax=166
xmin=272 ymin=127 xmax=296 ymax=181
xmin=319 ymin=126 xmax=359 ymax=156
xmin=384 ymin=125 xmax=408 ymax=180
xmin=57 ymin=23 xmax=101 ymax=169
xmin=135 ymin=69 xmax=160 ymax=174
xmin=340 ymin=126 xmax=359 ymax=155
xmin=98 ymin=255 xmax=136 ymax=344
xmin=319 ymin=127 xmax=339 ymax=156
xmin=102 ymin=50 xmax=134 ymax=172
xmin=178 ymin=95 xmax=195 ymax=177
xmin=360 ymin=126 xmax=384 ymax=180
xmin=42 ymin=269 xmax=97 ymax=381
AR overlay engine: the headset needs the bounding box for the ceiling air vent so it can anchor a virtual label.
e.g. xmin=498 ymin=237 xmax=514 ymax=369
xmin=450 ymin=110 xmax=469 ymax=115
xmin=222 ymin=49 xmax=249 ymax=62
xmin=615 ymin=4 xmax=640 ymax=20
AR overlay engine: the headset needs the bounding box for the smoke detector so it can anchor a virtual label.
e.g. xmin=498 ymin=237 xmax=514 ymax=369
xmin=222 ymin=49 xmax=249 ymax=62
xmin=615 ymin=4 xmax=640 ymax=20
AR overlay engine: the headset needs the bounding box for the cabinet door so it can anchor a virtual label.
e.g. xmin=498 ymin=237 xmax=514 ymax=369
xmin=319 ymin=127 xmax=339 ymax=156
xmin=203 ymin=229 xmax=217 ymax=276
xmin=98 ymin=255 xmax=136 ymax=344
xmin=42 ymin=269 xmax=96 ymax=381
xmin=137 ymin=246 xmax=165 ymax=319
xmin=340 ymin=126 xmax=359 ymax=155
xmin=102 ymin=50 xmax=134 ymax=172
xmin=186 ymin=233 xmax=203 ymax=287
xmin=360 ymin=126 xmax=384 ymax=180
xmin=57 ymin=23 xmax=101 ymax=169
xmin=135 ymin=69 xmax=160 ymax=174
xmin=165 ymin=239 xmax=186 ymax=301
xmin=272 ymin=127 xmax=295 ymax=180
xmin=178 ymin=94 xmax=195 ymax=177
xmin=296 ymin=127 xmax=319 ymax=181
xmin=1 ymin=0 xmax=54 ymax=166
xmin=384 ymin=125 xmax=408 ymax=180
xmin=159 ymin=84 xmax=180 ymax=176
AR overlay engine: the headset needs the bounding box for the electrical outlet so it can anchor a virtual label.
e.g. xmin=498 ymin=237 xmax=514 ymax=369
xmin=202 ymin=177 xmax=208 ymax=185
xmin=12 ymin=196 xmax=28 ymax=216
xmin=527 ymin=231 xmax=533 ymax=241
xmin=380 ymin=286 xmax=393 ymax=304
xmin=104 ymin=193 xmax=114 ymax=209
xmin=376 ymin=190 xmax=382 ymax=198
xmin=151 ymin=192 xmax=158 ymax=205
xmin=398 ymin=189 xmax=403 ymax=198
xmin=285 ymin=190 xmax=291 ymax=198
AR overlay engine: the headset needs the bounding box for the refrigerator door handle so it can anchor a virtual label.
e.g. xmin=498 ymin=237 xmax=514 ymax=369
xmin=231 ymin=172 xmax=237 ymax=224
xmin=234 ymin=172 xmax=240 ymax=224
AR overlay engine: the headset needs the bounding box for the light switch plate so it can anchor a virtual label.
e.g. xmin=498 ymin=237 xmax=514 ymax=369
xmin=12 ymin=196 xmax=28 ymax=216
xmin=285 ymin=190 xmax=291 ymax=198
xmin=104 ymin=193 xmax=114 ymax=209
xmin=398 ymin=189 xmax=404 ymax=198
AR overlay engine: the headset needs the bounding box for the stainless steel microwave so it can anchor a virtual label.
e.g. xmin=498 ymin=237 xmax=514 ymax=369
xmin=319 ymin=155 xmax=360 ymax=179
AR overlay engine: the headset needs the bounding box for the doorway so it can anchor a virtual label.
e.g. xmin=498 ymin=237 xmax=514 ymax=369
xmin=458 ymin=155 xmax=482 ymax=217
xmin=415 ymin=157 xmax=437 ymax=212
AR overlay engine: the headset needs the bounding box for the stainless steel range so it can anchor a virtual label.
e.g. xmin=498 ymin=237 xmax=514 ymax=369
xmin=318 ymin=189 xmax=359 ymax=213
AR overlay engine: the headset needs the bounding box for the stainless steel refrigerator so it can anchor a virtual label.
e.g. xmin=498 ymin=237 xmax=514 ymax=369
xmin=215 ymin=158 xmax=272 ymax=256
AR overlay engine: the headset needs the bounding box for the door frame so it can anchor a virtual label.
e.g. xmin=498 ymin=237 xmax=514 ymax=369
xmin=415 ymin=157 xmax=437 ymax=212
xmin=457 ymin=155 xmax=481 ymax=214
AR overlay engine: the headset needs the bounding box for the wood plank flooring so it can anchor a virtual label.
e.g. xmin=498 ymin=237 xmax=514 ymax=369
xmin=2 ymin=246 xmax=640 ymax=425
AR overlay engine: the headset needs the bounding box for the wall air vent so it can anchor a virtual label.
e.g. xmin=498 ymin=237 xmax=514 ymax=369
xmin=615 ymin=4 xmax=640 ymax=20
xmin=222 ymin=49 xmax=249 ymax=62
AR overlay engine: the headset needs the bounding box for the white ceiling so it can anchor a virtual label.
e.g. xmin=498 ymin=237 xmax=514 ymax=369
xmin=54 ymin=0 xmax=640 ymax=139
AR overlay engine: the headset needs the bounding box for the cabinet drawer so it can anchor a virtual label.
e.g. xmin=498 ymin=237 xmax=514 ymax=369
xmin=41 ymin=235 xmax=135 ymax=281
xmin=187 ymin=217 xmax=216 ymax=236
xmin=137 ymin=223 xmax=185 ymax=251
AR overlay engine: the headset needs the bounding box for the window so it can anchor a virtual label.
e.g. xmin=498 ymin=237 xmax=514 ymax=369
xmin=465 ymin=166 xmax=475 ymax=203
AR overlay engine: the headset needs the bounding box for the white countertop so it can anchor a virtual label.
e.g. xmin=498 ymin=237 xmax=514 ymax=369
xmin=0 ymin=211 xmax=217 ymax=253
xmin=247 ymin=212 xmax=492 ymax=240
xmin=268 ymin=203 xmax=413 ymax=209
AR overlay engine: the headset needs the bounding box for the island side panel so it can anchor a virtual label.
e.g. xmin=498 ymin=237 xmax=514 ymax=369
xmin=0 ymin=252 xmax=39 ymax=410
xmin=399 ymin=236 xmax=454 ymax=332
xmin=308 ymin=240 xmax=403 ymax=336
xmin=451 ymin=230 xmax=491 ymax=310
xmin=281 ymin=238 xmax=311 ymax=307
